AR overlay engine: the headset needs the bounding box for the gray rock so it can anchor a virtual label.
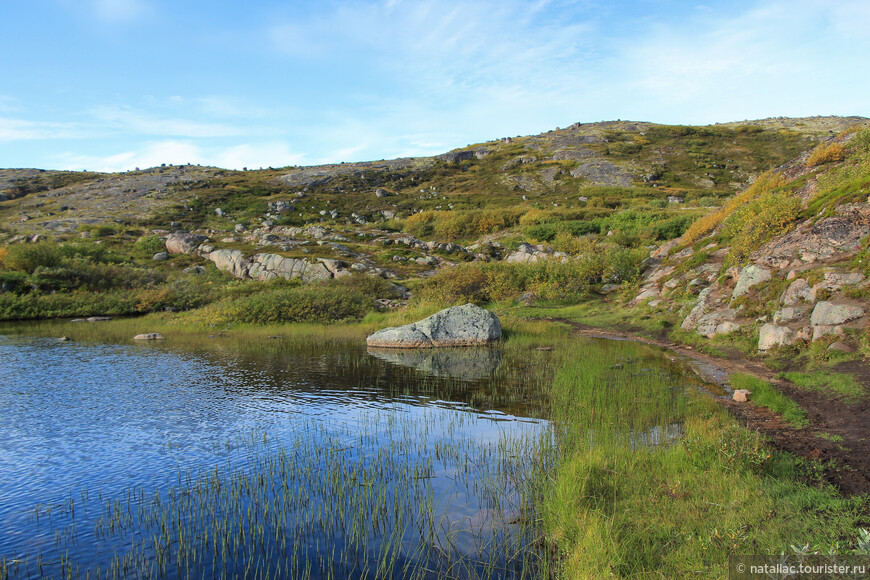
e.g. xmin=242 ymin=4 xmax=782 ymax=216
xmin=695 ymin=309 xmax=738 ymax=338
xmin=269 ymin=201 xmax=295 ymax=213
xmin=681 ymin=287 xmax=715 ymax=331
xmin=214 ymin=208 xmax=225 ymax=217
xmin=781 ymin=278 xmax=816 ymax=305
xmin=234 ymin=223 xmax=247 ymax=233
xmin=165 ymin=233 xmax=209 ymax=255
xmin=133 ymin=333 xmax=165 ymax=340
xmin=153 ymin=251 xmax=170 ymax=261
xmin=374 ymin=188 xmax=394 ymax=197
xmin=812 ymin=325 xmax=845 ymax=341
xmin=810 ymin=301 xmax=865 ymax=326
xmin=758 ymin=323 xmax=796 ymax=351
xmin=773 ymin=307 xmax=801 ymax=324
xmin=366 ymin=303 xmax=501 ymax=348
xmin=731 ymin=264 xmax=771 ymax=300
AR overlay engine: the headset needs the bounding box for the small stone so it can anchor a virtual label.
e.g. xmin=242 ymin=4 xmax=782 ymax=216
xmin=58 ymin=336 xmax=70 ymax=341
xmin=133 ymin=333 xmax=165 ymax=340
xmin=732 ymin=389 xmax=752 ymax=403
xmin=786 ymin=270 xmax=797 ymax=280
xmin=153 ymin=252 xmax=170 ymax=261
xmin=828 ymin=341 xmax=855 ymax=353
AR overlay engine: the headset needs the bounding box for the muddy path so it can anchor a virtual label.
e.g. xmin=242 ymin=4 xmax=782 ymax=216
xmin=551 ymin=319 xmax=870 ymax=498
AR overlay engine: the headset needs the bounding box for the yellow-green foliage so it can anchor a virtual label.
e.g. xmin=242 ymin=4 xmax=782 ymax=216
xmin=415 ymin=254 xmax=606 ymax=306
xmin=807 ymin=142 xmax=846 ymax=167
xmin=722 ymin=190 xmax=801 ymax=266
xmin=681 ymin=171 xmax=789 ymax=244
xmin=403 ymin=208 xmax=524 ymax=241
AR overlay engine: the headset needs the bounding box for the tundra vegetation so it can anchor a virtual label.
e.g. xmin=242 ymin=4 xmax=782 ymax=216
xmin=2 ymin=117 xmax=870 ymax=577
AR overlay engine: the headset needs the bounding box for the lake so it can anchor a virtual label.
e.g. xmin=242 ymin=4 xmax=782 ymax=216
xmin=0 ymin=323 xmax=705 ymax=579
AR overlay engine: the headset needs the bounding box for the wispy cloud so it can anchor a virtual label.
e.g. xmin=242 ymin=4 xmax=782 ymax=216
xmin=89 ymin=106 xmax=257 ymax=138
xmin=0 ymin=118 xmax=84 ymax=141
xmin=53 ymin=140 xmax=306 ymax=172
xmin=91 ymin=0 xmax=150 ymax=23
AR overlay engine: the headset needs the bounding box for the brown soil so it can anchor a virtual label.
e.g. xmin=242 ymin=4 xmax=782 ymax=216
xmin=553 ymin=319 xmax=870 ymax=497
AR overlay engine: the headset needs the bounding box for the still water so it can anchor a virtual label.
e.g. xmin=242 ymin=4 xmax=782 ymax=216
xmin=0 ymin=326 xmax=701 ymax=578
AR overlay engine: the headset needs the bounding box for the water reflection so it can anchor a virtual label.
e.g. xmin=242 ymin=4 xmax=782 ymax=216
xmin=366 ymin=346 xmax=503 ymax=380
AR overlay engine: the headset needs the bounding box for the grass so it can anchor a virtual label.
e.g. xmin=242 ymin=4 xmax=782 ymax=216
xmin=728 ymin=373 xmax=808 ymax=427
xmin=780 ymin=371 xmax=866 ymax=404
xmin=541 ymin=351 xmax=867 ymax=578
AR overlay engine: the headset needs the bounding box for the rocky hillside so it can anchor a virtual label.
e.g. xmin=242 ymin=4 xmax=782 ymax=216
xmin=635 ymin=127 xmax=870 ymax=355
xmin=1 ymin=116 xmax=863 ymax=238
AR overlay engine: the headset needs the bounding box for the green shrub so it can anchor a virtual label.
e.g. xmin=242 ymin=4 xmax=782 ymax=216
xmin=133 ymin=235 xmax=167 ymax=257
xmin=2 ymin=242 xmax=64 ymax=274
xmin=723 ymin=191 xmax=801 ymax=267
xmin=231 ymin=284 xmax=373 ymax=324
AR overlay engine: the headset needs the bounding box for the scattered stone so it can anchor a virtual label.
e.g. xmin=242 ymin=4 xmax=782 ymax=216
xmin=366 ymin=303 xmax=501 ymax=348
xmin=732 ymin=389 xmax=752 ymax=403
xmin=153 ymin=251 xmax=170 ymax=261
xmin=667 ymin=195 xmax=684 ymax=204
xmin=58 ymin=336 xmax=70 ymax=341
xmin=812 ymin=325 xmax=845 ymax=341
xmin=731 ymin=264 xmax=771 ymax=300
xmin=758 ymin=323 xmax=796 ymax=351
xmin=269 ymin=201 xmax=295 ymax=213
xmin=214 ymin=208 xmax=226 ymax=217
xmin=165 ymin=233 xmax=209 ymax=254
xmin=234 ymin=223 xmax=247 ymax=233
xmin=828 ymin=341 xmax=855 ymax=353
xmin=810 ymin=301 xmax=865 ymax=326
xmin=87 ymin=316 xmax=112 ymax=322
xmin=133 ymin=333 xmax=165 ymax=340
xmin=781 ymin=278 xmax=816 ymax=305
xmin=183 ymin=265 xmax=207 ymax=275
xmin=374 ymin=188 xmax=394 ymax=197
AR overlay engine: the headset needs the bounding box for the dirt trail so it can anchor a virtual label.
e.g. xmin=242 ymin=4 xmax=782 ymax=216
xmin=554 ymin=319 xmax=870 ymax=497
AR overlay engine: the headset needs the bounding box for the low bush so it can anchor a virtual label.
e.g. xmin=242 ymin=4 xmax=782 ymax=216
xmin=231 ymin=284 xmax=373 ymax=324
xmin=807 ymin=142 xmax=846 ymax=167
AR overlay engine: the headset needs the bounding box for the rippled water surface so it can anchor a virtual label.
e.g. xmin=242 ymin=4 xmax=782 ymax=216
xmin=0 ymin=328 xmax=556 ymax=579
xmin=0 ymin=323 xmax=703 ymax=579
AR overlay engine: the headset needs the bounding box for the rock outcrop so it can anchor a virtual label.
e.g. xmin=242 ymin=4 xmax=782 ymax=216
xmin=165 ymin=233 xmax=208 ymax=254
xmin=366 ymin=303 xmax=501 ymax=348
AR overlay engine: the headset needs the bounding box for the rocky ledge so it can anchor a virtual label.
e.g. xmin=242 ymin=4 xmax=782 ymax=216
xmin=366 ymin=304 xmax=501 ymax=348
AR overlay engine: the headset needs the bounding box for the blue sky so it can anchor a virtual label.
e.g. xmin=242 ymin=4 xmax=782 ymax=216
xmin=2 ymin=0 xmax=868 ymax=171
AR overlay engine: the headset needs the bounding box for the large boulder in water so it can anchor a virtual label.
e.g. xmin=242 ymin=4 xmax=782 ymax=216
xmin=366 ymin=303 xmax=501 ymax=348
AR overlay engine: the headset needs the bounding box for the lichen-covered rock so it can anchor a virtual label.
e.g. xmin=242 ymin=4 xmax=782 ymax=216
xmin=366 ymin=303 xmax=501 ymax=348
xmin=810 ymin=301 xmax=865 ymax=327
xmin=758 ymin=323 xmax=796 ymax=351
xmin=207 ymin=249 xmax=250 ymax=278
xmin=781 ymin=278 xmax=816 ymax=305
xmin=165 ymin=233 xmax=208 ymax=254
xmin=681 ymin=287 xmax=715 ymax=331
xmin=133 ymin=333 xmax=165 ymax=340
xmin=731 ymin=264 xmax=771 ymax=300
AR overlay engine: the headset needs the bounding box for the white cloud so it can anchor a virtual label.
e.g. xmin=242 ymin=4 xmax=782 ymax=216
xmin=618 ymin=0 xmax=870 ymax=122
xmin=0 ymin=118 xmax=84 ymax=141
xmin=90 ymin=106 xmax=253 ymax=138
xmin=53 ymin=140 xmax=306 ymax=172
